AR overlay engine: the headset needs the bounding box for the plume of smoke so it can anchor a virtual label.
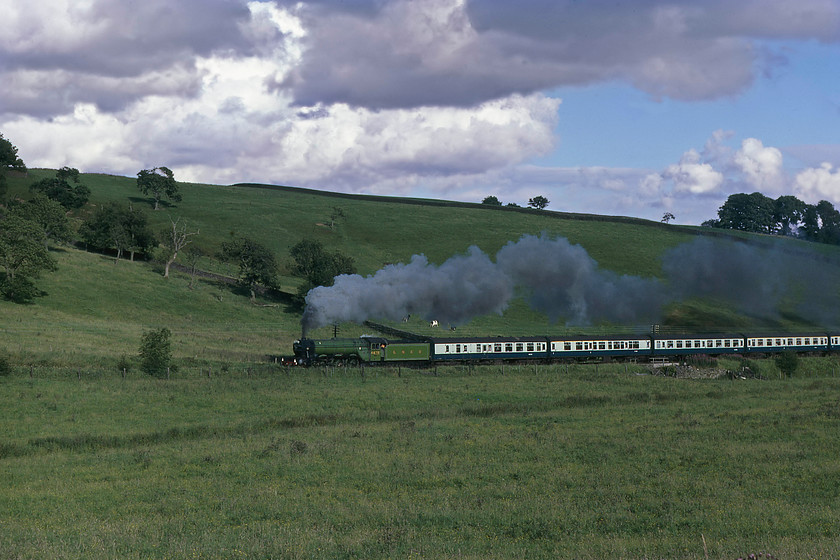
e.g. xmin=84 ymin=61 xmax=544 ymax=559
xmin=301 ymin=246 xmax=513 ymax=335
xmin=301 ymin=232 xmax=840 ymax=336
xmin=661 ymin=238 xmax=786 ymax=318
xmin=301 ymin=234 xmax=665 ymax=334
xmin=496 ymin=235 xmax=667 ymax=324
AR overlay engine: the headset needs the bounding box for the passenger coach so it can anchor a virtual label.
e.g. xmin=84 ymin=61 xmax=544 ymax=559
xmin=431 ymin=336 xmax=549 ymax=362
xmin=549 ymin=334 xmax=650 ymax=360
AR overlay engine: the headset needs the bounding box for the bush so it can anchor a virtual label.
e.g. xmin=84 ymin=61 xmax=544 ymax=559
xmin=139 ymin=328 xmax=172 ymax=377
xmin=0 ymin=353 xmax=11 ymax=376
xmin=775 ymin=351 xmax=799 ymax=377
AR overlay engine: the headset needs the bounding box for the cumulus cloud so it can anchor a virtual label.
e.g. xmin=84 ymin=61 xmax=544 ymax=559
xmin=795 ymin=163 xmax=840 ymax=204
xmin=734 ymin=138 xmax=787 ymax=193
xmin=661 ymin=149 xmax=724 ymax=195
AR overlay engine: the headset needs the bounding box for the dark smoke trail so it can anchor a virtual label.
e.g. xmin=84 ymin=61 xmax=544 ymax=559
xmin=301 ymin=233 xmax=840 ymax=335
xmin=301 ymin=234 xmax=665 ymax=334
xmin=301 ymin=246 xmax=513 ymax=335
xmin=496 ymin=235 xmax=666 ymax=325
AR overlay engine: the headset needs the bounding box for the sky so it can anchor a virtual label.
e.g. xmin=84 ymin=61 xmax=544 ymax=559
xmin=1 ymin=0 xmax=839 ymax=225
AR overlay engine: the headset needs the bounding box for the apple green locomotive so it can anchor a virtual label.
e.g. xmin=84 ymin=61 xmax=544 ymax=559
xmin=293 ymin=336 xmax=429 ymax=366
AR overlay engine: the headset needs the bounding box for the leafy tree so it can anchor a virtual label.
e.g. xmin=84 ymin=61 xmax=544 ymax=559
xmin=137 ymin=166 xmax=181 ymax=210
xmin=79 ymin=202 xmax=156 ymax=262
xmin=661 ymin=212 xmax=675 ymax=224
xmin=482 ymin=196 xmax=502 ymax=206
xmin=161 ymin=217 xmax=199 ymax=278
xmin=773 ymin=195 xmax=806 ymax=236
xmin=0 ymin=214 xmax=57 ymax=302
xmin=290 ymin=239 xmax=356 ymax=298
xmin=184 ymin=245 xmax=205 ymax=290
xmin=506 ymin=202 xmax=521 ymax=208
xmin=8 ymin=194 xmax=72 ymax=249
xmin=0 ymin=132 xmax=26 ymax=199
xmin=775 ymin=351 xmax=799 ymax=378
xmin=139 ymin=327 xmax=172 ymax=377
xmin=717 ymin=192 xmax=775 ymax=233
xmin=220 ymin=236 xmax=278 ymax=301
xmin=814 ymin=200 xmax=840 ymax=245
xmin=800 ymin=204 xmax=821 ymax=241
xmin=328 ymin=206 xmax=346 ymax=230
xmin=528 ymin=195 xmax=549 ymax=210
xmin=29 ymin=167 xmax=90 ymax=209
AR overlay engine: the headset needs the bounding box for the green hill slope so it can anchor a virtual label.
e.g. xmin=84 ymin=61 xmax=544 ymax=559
xmin=3 ymin=170 xmax=839 ymax=369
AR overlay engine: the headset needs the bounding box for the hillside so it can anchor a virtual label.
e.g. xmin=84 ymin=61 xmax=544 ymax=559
xmin=3 ymin=169 xmax=840 ymax=369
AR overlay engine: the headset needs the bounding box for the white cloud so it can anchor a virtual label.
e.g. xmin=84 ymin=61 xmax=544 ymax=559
xmin=734 ymin=137 xmax=786 ymax=193
xmin=662 ymin=149 xmax=724 ymax=194
xmin=795 ymin=163 xmax=840 ymax=204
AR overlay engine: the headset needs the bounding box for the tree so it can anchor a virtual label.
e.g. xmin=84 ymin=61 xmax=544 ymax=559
xmin=79 ymin=202 xmax=156 ymax=262
xmin=29 ymin=167 xmax=90 ymax=209
xmin=137 ymin=166 xmax=181 ymax=210
xmin=220 ymin=236 xmax=278 ymax=302
xmin=717 ymin=192 xmax=775 ymax=233
xmin=775 ymin=351 xmax=799 ymax=378
xmin=139 ymin=327 xmax=172 ymax=377
xmin=289 ymin=239 xmax=356 ymax=298
xmin=328 ymin=206 xmax=346 ymax=230
xmin=0 ymin=132 xmax=26 ymax=199
xmin=184 ymin=245 xmax=205 ymax=290
xmin=482 ymin=196 xmax=502 ymax=206
xmin=0 ymin=214 xmax=57 ymax=302
xmin=528 ymin=195 xmax=549 ymax=210
xmin=8 ymin=194 xmax=72 ymax=249
xmin=161 ymin=217 xmax=199 ymax=278
xmin=773 ymin=195 xmax=806 ymax=236
xmin=814 ymin=200 xmax=840 ymax=245
xmin=661 ymin=212 xmax=675 ymax=224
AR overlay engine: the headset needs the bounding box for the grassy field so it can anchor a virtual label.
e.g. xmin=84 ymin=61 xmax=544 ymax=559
xmin=3 ymin=170 xmax=840 ymax=558
xmin=2 ymin=364 xmax=840 ymax=559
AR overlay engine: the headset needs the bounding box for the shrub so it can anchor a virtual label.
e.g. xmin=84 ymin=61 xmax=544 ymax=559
xmin=139 ymin=327 xmax=172 ymax=377
xmin=0 ymin=353 xmax=11 ymax=376
xmin=775 ymin=351 xmax=799 ymax=377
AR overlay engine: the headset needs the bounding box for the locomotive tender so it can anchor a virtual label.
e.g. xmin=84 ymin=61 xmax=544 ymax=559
xmin=292 ymin=332 xmax=837 ymax=366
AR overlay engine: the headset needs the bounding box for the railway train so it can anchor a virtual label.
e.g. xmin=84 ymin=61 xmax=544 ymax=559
xmin=292 ymin=331 xmax=840 ymax=367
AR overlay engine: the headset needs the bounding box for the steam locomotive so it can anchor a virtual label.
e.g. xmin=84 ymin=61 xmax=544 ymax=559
xmin=292 ymin=332 xmax=840 ymax=367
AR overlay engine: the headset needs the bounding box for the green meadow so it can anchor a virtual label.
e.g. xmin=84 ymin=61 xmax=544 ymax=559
xmin=3 ymin=171 xmax=840 ymax=558
xmin=2 ymin=365 xmax=840 ymax=559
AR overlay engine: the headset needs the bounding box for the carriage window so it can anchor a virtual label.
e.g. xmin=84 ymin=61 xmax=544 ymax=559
xmin=757 ymin=339 xmax=763 ymax=347
xmin=716 ymin=340 xmax=722 ymax=347
xmin=516 ymin=343 xmax=523 ymax=352
xmin=598 ymin=342 xmax=606 ymax=350
xmin=676 ymin=341 xmax=683 ymax=349
xmin=724 ymin=340 xmax=730 ymax=347
xmin=564 ymin=342 xmax=571 ymax=351
xmin=526 ymin=343 xmax=534 ymax=352
xmin=706 ymin=340 xmax=713 ymax=347
xmin=575 ymin=342 xmax=583 ymax=350
xmin=804 ymin=338 xmax=810 ymax=345
xmin=455 ymin=344 xmax=461 ymax=353
xmin=494 ymin=344 xmax=502 ymax=352
xmin=787 ymin=339 xmax=794 ymax=346
xmin=505 ymin=343 xmax=513 ymax=352
xmin=667 ymin=340 xmax=674 ymax=349
xmin=796 ymin=338 xmax=802 ymax=346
